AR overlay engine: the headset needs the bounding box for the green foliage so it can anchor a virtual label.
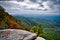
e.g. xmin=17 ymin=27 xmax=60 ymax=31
xmin=14 ymin=16 xmax=38 ymax=30
xmin=43 ymin=28 xmax=60 ymax=40
xmin=0 ymin=13 xmax=8 ymax=21
xmin=30 ymin=24 xmax=45 ymax=37
xmin=0 ymin=6 xmax=9 ymax=29
xmin=0 ymin=6 xmax=25 ymax=29
xmin=0 ymin=6 xmax=5 ymax=12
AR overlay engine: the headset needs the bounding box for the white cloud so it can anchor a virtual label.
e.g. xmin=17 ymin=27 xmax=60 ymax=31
xmin=0 ymin=0 xmax=60 ymax=15
xmin=9 ymin=0 xmax=46 ymax=10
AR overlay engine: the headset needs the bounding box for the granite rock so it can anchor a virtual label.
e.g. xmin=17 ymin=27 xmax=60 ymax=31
xmin=0 ymin=29 xmax=45 ymax=40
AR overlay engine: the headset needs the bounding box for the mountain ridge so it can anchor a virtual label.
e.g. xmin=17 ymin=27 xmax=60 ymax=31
xmin=0 ymin=6 xmax=25 ymax=29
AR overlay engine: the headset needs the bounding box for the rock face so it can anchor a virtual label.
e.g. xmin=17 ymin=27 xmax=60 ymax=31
xmin=35 ymin=37 xmax=45 ymax=40
xmin=0 ymin=29 xmax=37 ymax=40
xmin=0 ymin=29 xmax=45 ymax=40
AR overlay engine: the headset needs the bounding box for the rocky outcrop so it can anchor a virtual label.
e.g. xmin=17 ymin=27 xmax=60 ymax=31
xmin=35 ymin=37 xmax=45 ymax=40
xmin=0 ymin=29 xmax=45 ymax=40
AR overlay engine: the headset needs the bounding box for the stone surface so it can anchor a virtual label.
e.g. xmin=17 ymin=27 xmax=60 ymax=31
xmin=0 ymin=29 xmax=45 ymax=40
xmin=35 ymin=37 xmax=45 ymax=40
xmin=0 ymin=29 xmax=37 ymax=40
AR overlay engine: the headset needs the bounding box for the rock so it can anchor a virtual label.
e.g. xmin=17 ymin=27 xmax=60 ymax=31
xmin=0 ymin=29 xmax=37 ymax=40
xmin=0 ymin=29 xmax=46 ymax=40
xmin=35 ymin=37 xmax=45 ymax=40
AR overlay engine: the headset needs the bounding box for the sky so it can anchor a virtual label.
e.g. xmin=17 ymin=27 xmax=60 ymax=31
xmin=0 ymin=0 xmax=60 ymax=15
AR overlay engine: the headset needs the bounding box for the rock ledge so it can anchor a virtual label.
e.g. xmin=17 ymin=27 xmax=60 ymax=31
xmin=0 ymin=29 xmax=45 ymax=40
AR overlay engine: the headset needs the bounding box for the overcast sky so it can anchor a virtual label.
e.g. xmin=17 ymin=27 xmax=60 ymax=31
xmin=0 ymin=0 xmax=60 ymax=15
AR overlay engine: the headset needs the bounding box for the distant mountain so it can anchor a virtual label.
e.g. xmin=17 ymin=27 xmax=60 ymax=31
xmin=14 ymin=14 xmax=60 ymax=28
xmin=13 ymin=14 xmax=60 ymax=40
xmin=0 ymin=6 xmax=25 ymax=29
xmin=14 ymin=16 xmax=38 ymax=30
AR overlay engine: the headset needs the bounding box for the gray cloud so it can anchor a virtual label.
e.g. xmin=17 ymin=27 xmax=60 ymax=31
xmin=30 ymin=0 xmax=36 ymax=3
xmin=0 ymin=0 xmax=23 ymax=1
xmin=0 ymin=1 xmax=20 ymax=9
xmin=0 ymin=0 xmax=12 ymax=1
xmin=0 ymin=0 xmax=60 ymax=15
xmin=17 ymin=0 xmax=24 ymax=2
xmin=0 ymin=0 xmax=60 ymax=5
xmin=43 ymin=0 xmax=60 ymax=5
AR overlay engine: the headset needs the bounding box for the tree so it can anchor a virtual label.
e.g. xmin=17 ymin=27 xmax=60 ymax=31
xmin=0 ymin=6 xmax=5 ymax=13
xmin=30 ymin=24 xmax=45 ymax=37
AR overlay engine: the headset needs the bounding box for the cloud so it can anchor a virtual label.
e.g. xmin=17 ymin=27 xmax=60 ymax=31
xmin=8 ymin=0 xmax=47 ymax=10
xmin=30 ymin=0 xmax=36 ymax=3
xmin=0 ymin=0 xmax=60 ymax=15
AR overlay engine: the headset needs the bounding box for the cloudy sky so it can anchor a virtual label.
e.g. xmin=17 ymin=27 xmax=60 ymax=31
xmin=0 ymin=0 xmax=60 ymax=15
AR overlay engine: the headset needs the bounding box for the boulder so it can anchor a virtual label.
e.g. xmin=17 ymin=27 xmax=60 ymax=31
xmin=35 ymin=37 xmax=45 ymax=40
xmin=0 ymin=29 xmax=37 ymax=40
xmin=0 ymin=29 xmax=45 ymax=40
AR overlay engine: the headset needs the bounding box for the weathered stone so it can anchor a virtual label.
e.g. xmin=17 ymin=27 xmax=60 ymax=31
xmin=0 ymin=29 xmax=37 ymax=40
xmin=0 ymin=29 xmax=45 ymax=40
xmin=35 ymin=37 xmax=45 ymax=40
